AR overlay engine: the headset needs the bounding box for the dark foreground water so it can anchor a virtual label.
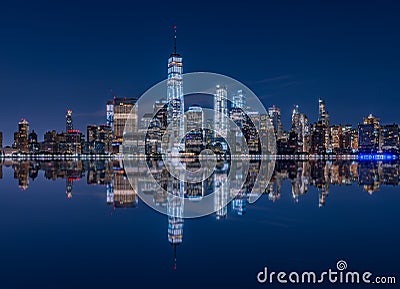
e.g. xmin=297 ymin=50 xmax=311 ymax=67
xmin=0 ymin=160 xmax=398 ymax=289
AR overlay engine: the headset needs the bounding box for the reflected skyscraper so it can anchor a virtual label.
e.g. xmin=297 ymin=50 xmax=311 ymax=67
xmin=13 ymin=161 xmax=29 ymax=190
xmin=66 ymin=178 xmax=73 ymax=199
xmin=106 ymin=182 xmax=114 ymax=205
xmin=112 ymin=165 xmax=138 ymax=208
xmin=214 ymin=161 xmax=229 ymax=219
xmin=1 ymin=158 xmax=399 ymax=211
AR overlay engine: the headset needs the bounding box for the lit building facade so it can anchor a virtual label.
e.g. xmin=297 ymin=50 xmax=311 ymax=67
xmin=381 ymin=124 xmax=399 ymax=153
xmin=86 ymin=124 xmax=113 ymax=154
xmin=66 ymin=110 xmax=73 ymax=131
xmin=28 ymin=130 xmax=39 ymax=154
xmin=310 ymin=121 xmax=326 ymax=154
xmin=185 ymin=106 xmax=204 ymax=154
xmin=214 ymin=85 xmax=228 ymax=139
xmin=358 ymin=123 xmax=376 ymax=152
xmin=318 ymin=98 xmax=330 ymax=152
xmin=106 ymin=100 xmax=114 ymax=127
xmin=362 ymin=114 xmax=380 ymax=151
xmin=232 ymin=89 xmax=246 ymax=110
xmin=113 ymin=97 xmax=137 ymax=144
xmin=268 ymin=105 xmax=283 ymax=139
xmin=166 ymin=31 xmax=184 ymax=151
xmin=13 ymin=118 xmax=30 ymax=153
xmin=291 ymin=105 xmax=309 ymax=153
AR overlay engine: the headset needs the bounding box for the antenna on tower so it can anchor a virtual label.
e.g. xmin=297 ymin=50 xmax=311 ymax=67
xmin=173 ymin=25 xmax=177 ymax=54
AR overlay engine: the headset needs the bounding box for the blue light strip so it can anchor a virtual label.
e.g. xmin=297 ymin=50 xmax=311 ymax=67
xmin=358 ymin=154 xmax=399 ymax=161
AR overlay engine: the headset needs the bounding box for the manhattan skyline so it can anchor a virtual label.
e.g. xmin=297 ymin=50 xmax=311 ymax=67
xmin=1 ymin=1 xmax=400 ymax=145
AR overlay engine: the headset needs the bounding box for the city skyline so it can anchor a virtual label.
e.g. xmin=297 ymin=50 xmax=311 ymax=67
xmin=1 ymin=96 xmax=398 ymax=156
xmin=1 ymin=1 xmax=400 ymax=145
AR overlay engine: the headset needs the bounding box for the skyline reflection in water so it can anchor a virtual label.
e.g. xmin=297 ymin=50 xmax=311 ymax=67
xmin=0 ymin=159 xmax=398 ymax=288
xmin=2 ymin=159 xmax=398 ymax=204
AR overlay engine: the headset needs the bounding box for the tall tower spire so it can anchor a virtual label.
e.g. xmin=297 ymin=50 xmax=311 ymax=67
xmin=167 ymin=26 xmax=184 ymax=151
xmin=173 ymin=25 xmax=177 ymax=54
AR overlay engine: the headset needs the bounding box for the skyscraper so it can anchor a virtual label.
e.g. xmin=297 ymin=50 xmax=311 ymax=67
xmin=185 ymin=106 xmax=204 ymax=154
xmin=214 ymin=85 xmax=228 ymax=139
xmin=144 ymin=99 xmax=168 ymax=155
xmin=310 ymin=121 xmax=326 ymax=154
xmin=358 ymin=123 xmax=376 ymax=152
xmin=86 ymin=124 xmax=112 ymax=154
xmin=341 ymin=125 xmax=353 ymax=153
xmin=291 ymin=105 xmax=310 ymax=153
xmin=13 ymin=119 xmax=29 ymax=153
xmin=363 ymin=114 xmax=381 ymax=151
xmin=330 ymin=125 xmax=342 ymax=153
xmin=268 ymin=105 xmax=283 ymax=139
xmin=167 ymin=26 xmax=184 ymax=151
xmin=28 ymin=130 xmax=39 ymax=154
xmin=381 ymin=124 xmax=399 ymax=153
xmin=232 ymin=89 xmax=246 ymax=110
xmin=318 ymin=98 xmax=329 ymax=126
xmin=318 ymin=98 xmax=330 ymax=152
xmin=185 ymin=105 xmax=204 ymax=132
xmin=106 ymin=100 xmax=114 ymax=127
xmin=66 ymin=110 xmax=73 ymax=131
xmin=113 ymin=98 xmax=137 ymax=141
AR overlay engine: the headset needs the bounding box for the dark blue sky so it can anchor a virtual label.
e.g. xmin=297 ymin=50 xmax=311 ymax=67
xmin=0 ymin=0 xmax=399 ymax=145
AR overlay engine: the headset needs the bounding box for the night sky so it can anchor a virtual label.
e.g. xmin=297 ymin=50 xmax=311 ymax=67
xmin=0 ymin=0 xmax=399 ymax=145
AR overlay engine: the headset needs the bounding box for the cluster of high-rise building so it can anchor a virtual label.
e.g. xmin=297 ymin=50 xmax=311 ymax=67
xmin=2 ymin=95 xmax=399 ymax=158
xmin=6 ymin=112 xmax=101 ymax=155
xmin=4 ymin=102 xmax=131 ymax=155
xmin=268 ymin=99 xmax=399 ymax=155
xmin=0 ymin=29 xmax=399 ymax=157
